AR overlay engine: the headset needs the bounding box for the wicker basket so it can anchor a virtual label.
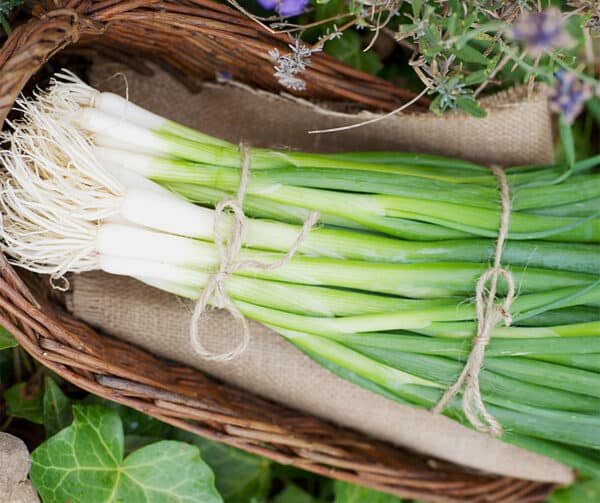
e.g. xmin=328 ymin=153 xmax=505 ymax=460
xmin=0 ymin=2 xmax=558 ymax=501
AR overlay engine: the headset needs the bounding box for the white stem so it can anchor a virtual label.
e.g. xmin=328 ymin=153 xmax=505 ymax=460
xmin=116 ymin=185 xmax=311 ymax=254
xmin=94 ymin=92 xmax=167 ymax=130
xmin=95 ymin=148 xmax=327 ymax=255
xmin=134 ymin=276 xmax=202 ymax=299
xmin=74 ymin=108 xmax=170 ymax=157
xmin=94 ymin=146 xmax=162 ymax=179
xmin=119 ymin=188 xmax=218 ymax=239
xmin=44 ymin=71 xmax=166 ymax=130
xmin=96 ymin=224 xmax=217 ymax=268
xmin=102 ymin=162 xmax=169 ymax=194
xmin=99 ymin=255 xmax=208 ymax=286
xmin=39 ymin=71 xmax=231 ymax=147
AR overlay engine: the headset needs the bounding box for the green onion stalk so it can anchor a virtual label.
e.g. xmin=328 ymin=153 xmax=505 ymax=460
xmin=1 ymin=72 xmax=600 ymax=476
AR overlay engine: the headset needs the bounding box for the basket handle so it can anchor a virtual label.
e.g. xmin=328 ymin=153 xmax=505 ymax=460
xmin=0 ymin=5 xmax=103 ymax=124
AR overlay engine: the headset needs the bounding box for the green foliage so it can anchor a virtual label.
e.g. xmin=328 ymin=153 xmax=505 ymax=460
xmin=0 ymin=329 xmax=16 ymax=386
xmin=4 ymin=381 xmax=44 ymax=423
xmin=174 ymin=430 xmax=272 ymax=503
xmin=84 ymin=396 xmax=173 ymax=438
xmin=547 ymin=479 xmax=600 ymax=502
xmin=0 ymin=327 xmax=416 ymax=501
xmin=0 ymin=326 xmax=17 ymax=349
xmin=294 ymin=0 xmax=600 ymax=118
xmin=586 ymin=97 xmax=600 ymax=127
xmin=30 ymin=405 xmax=222 ymax=503
xmin=454 ymin=95 xmax=487 ymax=118
xmin=333 ymin=480 xmax=404 ymax=502
xmin=0 ymin=348 xmax=12 ymax=384
xmin=46 ymin=392 xmax=273 ymax=502
xmin=0 ymin=0 xmax=25 ymax=34
xmin=428 ymin=75 xmax=487 ymax=117
xmin=42 ymin=377 xmax=72 ymax=436
xmin=325 ymin=30 xmax=383 ymax=75
xmin=272 ymin=484 xmax=318 ymax=503
xmin=558 ymin=116 xmax=576 ymax=172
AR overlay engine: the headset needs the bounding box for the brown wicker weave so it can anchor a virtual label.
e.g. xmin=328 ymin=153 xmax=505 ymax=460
xmin=0 ymin=2 xmax=558 ymax=502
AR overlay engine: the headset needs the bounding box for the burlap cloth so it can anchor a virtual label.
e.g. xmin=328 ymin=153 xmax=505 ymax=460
xmin=66 ymin=61 xmax=573 ymax=484
xmin=89 ymin=60 xmax=554 ymax=165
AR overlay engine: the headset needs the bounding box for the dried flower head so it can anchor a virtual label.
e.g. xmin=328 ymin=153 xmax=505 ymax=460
xmin=549 ymin=71 xmax=592 ymax=124
xmin=507 ymin=8 xmax=574 ymax=55
xmin=269 ymin=39 xmax=319 ymax=91
xmin=258 ymin=0 xmax=308 ymax=17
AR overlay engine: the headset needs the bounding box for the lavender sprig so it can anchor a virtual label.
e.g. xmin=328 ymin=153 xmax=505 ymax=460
xmin=507 ymin=8 xmax=574 ymax=56
xmin=549 ymin=71 xmax=592 ymax=124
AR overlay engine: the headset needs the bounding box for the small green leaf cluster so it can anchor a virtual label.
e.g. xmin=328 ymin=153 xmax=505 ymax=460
xmin=280 ymin=0 xmax=600 ymax=118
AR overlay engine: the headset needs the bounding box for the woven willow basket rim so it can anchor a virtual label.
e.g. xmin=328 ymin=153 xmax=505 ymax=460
xmin=0 ymin=2 xmax=557 ymax=501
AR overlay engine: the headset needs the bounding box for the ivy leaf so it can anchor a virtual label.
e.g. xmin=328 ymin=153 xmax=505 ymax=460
xmin=119 ymin=441 xmax=221 ymax=502
xmin=0 ymin=326 xmax=17 ymax=350
xmin=82 ymin=395 xmax=172 ymax=438
xmin=325 ymin=30 xmax=383 ymax=75
xmin=123 ymin=434 xmax=165 ymax=454
xmin=43 ymin=377 xmax=72 ymax=437
xmin=547 ymin=479 xmax=600 ymax=503
xmin=83 ymin=399 xmax=269 ymax=499
xmin=4 ymin=382 xmax=44 ymax=424
xmin=273 ymin=483 xmax=318 ymax=503
xmin=30 ymin=405 xmax=223 ymax=503
xmin=0 ymin=349 xmax=11 ymax=384
xmin=174 ymin=430 xmax=271 ymax=503
xmin=333 ymin=480 xmax=403 ymax=502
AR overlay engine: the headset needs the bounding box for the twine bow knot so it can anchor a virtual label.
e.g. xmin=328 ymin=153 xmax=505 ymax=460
xmin=190 ymin=144 xmax=319 ymax=361
xmin=432 ymin=165 xmax=514 ymax=436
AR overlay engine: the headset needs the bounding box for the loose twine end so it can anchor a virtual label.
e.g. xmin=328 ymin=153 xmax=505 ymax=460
xmin=190 ymin=143 xmax=319 ymax=361
xmin=431 ymin=165 xmax=514 ymax=437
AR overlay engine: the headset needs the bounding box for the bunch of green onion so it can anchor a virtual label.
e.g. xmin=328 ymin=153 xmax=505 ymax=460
xmin=1 ymin=72 xmax=600 ymax=476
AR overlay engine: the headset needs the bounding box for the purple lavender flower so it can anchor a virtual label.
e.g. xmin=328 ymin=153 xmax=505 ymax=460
xmin=258 ymin=0 xmax=308 ymax=17
xmin=507 ymin=8 xmax=573 ymax=56
xmin=549 ymin=71 xmax=592 ymax=124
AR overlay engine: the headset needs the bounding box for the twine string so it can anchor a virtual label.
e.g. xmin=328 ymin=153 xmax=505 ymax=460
xmin=432 ymin=165 xmax=515 ymax=436
xmin=190 ymin=144 xmax=319 ymax=361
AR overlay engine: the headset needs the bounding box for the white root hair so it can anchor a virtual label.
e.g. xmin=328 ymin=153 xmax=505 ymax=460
xmin=33 ymin=69 xmax=99 ymax=117
xmin=0 ymin=86 xmax=126 ymax=281
xmin=4 ymin=95 xmax=124 ymax=215
xmin=0 ymin=151 xmax=100 ymax=279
